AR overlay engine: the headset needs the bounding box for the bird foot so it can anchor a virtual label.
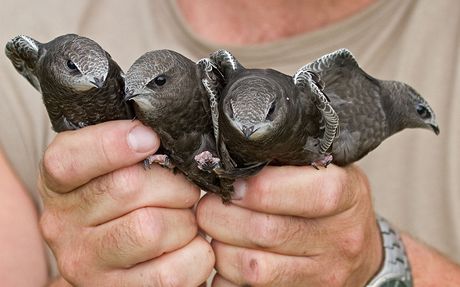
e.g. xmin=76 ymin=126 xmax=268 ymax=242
xmin=194 ymin=151 xmax=221 ymax=172
xmin=219 ymin=178 xmax=235 ymax=204
xmin=311 ymin=154 xmax=333 ymax=170
xmin=143 ymin=154 xmax=175 ymax=169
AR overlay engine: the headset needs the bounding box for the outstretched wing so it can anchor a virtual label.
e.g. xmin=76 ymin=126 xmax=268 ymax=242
xmin=198 ymin=50 xmax=243 ymax=170
xmin=299 ymin=48 xmax=388 ymax=165
xmin=5 ymin=35 xmax=42 ymax=92
xmin=294 ymin=62 xmax=339 ymax=155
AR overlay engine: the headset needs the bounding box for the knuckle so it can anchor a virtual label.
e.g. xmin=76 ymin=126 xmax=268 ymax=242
xmin=155 ymin=270 xmax=182 ymax=287
xmin=183 ymin=181 xmax=201 ymax=205
xmin=250 ymin=214 xmax=288 ymax=249
xmin=109 ymin=166 xmax=142 ymax=200
xmin=94 ymin=208 xmax=165 ymax=267
xmin=57 ymin=255 xmax=77 ymax=282
xmin=239 ymin=250 xmax=273 ymax=286
xmin=39 ymin=210 xmax=62 ymax=245
xmin=131 ymin=208 xmax=165 ymax=247
xmin=250 ymin=175 xmax=274 ymax=208
xmin=320 ymin=261 xmax=354 ymax=287
xmin=312 ymin=170 xmax=348 ymax=215
xmin=321 ymin=269 xmax=348 ymax=287
xmin=338 ymin=225 xmax=367 ymax=260
xmin=151 ymin=238 xmax=212 ymax=287
xmin=57 ymin=248 xmax=87 ymax=285
xmin=251 ymin=174 xmax=271 ymax=196
xmin=93 ymin=166 xmax=141 ymax=203
xmin=348 ymin=165 xmax=371 ymax=198
xmin=202 ymin=239 xmax=216 ymax=268
xmin=41 ymin=141 xmax=75 ymax=189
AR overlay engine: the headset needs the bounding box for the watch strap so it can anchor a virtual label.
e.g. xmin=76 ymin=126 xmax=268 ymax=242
xmin=366 ymin=216 xmax=413 ymax=287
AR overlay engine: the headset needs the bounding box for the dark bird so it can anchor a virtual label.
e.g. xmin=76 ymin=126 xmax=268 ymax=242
xmin=5 ymin=34 xmax=131 ymax=132
xmin=203 ymin=49 xmax=439 ymax=175
xmin=202 ymin=49 xmax=339 ymax=178
xmin=124 ymin=49 xmax=228 ymax=198
xmin=297 ymin=48 xmax=439 ymax=165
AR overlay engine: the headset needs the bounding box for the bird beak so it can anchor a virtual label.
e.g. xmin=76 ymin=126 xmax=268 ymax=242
xmin=127 ymin=95 xmax=153 ymax=110
xmin=430 ymin=124 xmax=440 ymax=135
xmin=124 ymin=88 xmax=136 ymax=101
xmin=125 ymin=86 xmax=152 ymax=101
xmin=242 ymin=125 xmax=255 ymax=139
xmin=90 ymin=76 xmax=105 ymax=88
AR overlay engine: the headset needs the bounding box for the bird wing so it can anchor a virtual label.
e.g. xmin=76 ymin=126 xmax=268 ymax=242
xmin=5 ymin=35 xmax=42 ymax=92
xmin=294 ymin=66 xmax=339 ymax=154
xmin=301 ymin=48 xmax=388 ymax=164
xmin=197 ymin=53 xmax=237 ymax=171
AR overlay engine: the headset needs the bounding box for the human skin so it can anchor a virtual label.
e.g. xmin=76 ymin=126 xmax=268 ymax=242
xmin=177 ymin=0 xmax=376 ymax=45
xmin=197 ymin=165 xmax=382 ymax=286
xmin=38 ymin=120 xmax=215 ymax=286
xmin=2 ymin=0 xmax=460 ymax=286
xmin=181 ymin=0 xmax=460 ymax=285
xmin=197 ymin=164 xmax=460 ymax=286
xmin=0 ymin=150 xmax=48 ymax=286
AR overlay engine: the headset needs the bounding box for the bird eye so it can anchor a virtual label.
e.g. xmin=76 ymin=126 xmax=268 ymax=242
xmin=416 ymin=104 xmax=431 ymax=119
xmin=66 ymin=60 xmax=78 ymax=70
xmin=228 ymin=103 xmax=235 ymax=119
xmin=266 ymin=102 xmax=276 ymax=120
xmin=153 ymin=75 xmax=167 ymax=86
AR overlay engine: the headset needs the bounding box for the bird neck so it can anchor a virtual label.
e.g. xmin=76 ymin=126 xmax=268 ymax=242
xmin=380 ymin=80 xmax=408 ymax=135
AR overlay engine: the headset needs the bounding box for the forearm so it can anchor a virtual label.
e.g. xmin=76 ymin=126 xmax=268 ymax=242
xmin=402 ymin=233 xmax=460 ymax=286
xmin=0 ymin=150 xmax=49 ymax=286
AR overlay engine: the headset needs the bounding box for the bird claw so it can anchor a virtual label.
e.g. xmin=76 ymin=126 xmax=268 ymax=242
xmin=311 ymin=154 xmax=333 ymax=170
xmin=194 ymin=151 xmax=221 ymax=172
xmin=143 ymin=154 xmax=175 ymax=169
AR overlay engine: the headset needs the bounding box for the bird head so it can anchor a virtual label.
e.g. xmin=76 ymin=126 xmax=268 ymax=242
xmin=124 ymin=49 xmax=197 ymax=120
xmin=43 ymin=34 xmax=109 ymax=92
xmin=400 ymin=84 xmax=439 ymax=135
xmin=223 ymin=75 xmax=288 ymax=141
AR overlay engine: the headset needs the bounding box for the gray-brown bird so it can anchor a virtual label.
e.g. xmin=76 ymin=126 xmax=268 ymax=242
xmin=124 ymin=49 xmax=226 ymax=198
xmin=202 ymin=49 xmax=439 ymax=174
xmin=5 ymin=34 xmax=131 ymax=132
xmin=201 ymin=49 xmax=339 ymax=176
xmin=296 ymin=48 xmax=439 ymax=165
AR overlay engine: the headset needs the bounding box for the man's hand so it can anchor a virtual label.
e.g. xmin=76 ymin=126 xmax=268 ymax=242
xmin=39 ymin=120 xmax=215 ymax=286
xmin=197 ymin=164 xmax=382 ymax=287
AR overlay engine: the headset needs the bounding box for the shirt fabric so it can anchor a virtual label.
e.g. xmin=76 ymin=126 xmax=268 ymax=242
xmin=1 ymin=0 xmax=459 ymax=273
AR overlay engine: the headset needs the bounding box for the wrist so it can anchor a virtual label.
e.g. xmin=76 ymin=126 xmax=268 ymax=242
xmin=366 ymin=216 xmax=413 ymax=287
xmin=402 ymin=233 xmax=460 ymax=286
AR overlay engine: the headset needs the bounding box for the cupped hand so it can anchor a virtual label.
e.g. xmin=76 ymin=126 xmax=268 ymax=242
xmin=197 ymin=164 xmax=382 ymax=287
xmin=39 ymin=120 xmax=214 ymax=286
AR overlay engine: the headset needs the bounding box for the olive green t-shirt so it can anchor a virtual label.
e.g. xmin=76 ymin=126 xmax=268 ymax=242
xmin=1 ymin=0 xmax=459 ymax=270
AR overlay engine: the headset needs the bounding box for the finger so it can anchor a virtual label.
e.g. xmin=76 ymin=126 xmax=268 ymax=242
xmin=230 ymin=164 xmax=367 ymax=218
xmin=70 ymin=163 xmax=200 ymax=226
xmin=212 ymin=240 xmax=320 ymax=287
xmin=198 ymin=194 xmax=372 ymax=256
xmin=89 ymin=207 xmax=197 ymax=269
xmin=118 ymin=236 xmax=214 ymax=287
xmin=212 ymin=274 xmax=238 ymax=287
xmin=39 ymin=120 xmax=160 ymax=194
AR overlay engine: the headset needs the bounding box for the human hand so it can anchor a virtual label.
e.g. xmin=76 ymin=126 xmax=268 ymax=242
xmin=197 ymin=164 xmax=382 ymax=286
xmin=39 ymin=120 xmax=214 ymax=286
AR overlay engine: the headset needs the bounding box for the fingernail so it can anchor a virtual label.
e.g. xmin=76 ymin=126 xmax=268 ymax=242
xmin=127 ymin=124 xmax=158 ymax=153
xmin=232 ymin=179 xmax=247 ymax=200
